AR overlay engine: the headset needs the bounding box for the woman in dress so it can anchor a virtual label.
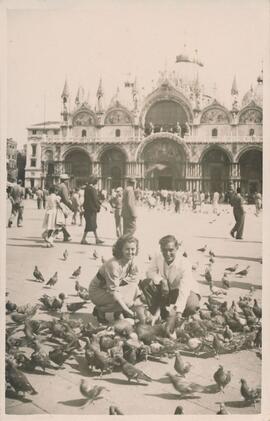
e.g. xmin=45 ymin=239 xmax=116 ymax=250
xmin=89 ymin=235 xmax=143 ymax=322
xmin=41 ymin=185 xmax=61 ymax=247
xmin=80 ymin=176 xmax=104 ymax=245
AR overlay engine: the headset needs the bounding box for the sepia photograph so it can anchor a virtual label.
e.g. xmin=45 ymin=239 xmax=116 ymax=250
xmin=4 ymin=0 xmax=268 ymax=416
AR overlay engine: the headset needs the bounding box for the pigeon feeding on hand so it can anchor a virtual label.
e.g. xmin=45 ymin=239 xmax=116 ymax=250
xmin=71 ymin=266 xmax=81 ymax=278
xmin=46 ymin=272 xmax=58 ymax=288
xmin=33 ymin=266 xmax=45 ymax=282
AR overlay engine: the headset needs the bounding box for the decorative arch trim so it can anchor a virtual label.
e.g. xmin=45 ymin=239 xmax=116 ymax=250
xmin=104 ymin=106 xmax=134 ymax=125
xmin=235 ymin=145 xmax=263 ymax=162
xmin=200 ymin=102 xmax=231 ymax=124
xmin=199 ymin=145 xmax=233 ymax=163
xmin=72 ymin=105 xmax=98 ymax=126
xmin=135 ymin=132 xmax=191 ymax=162
xmin=97 ymin=144 xmax=129 ymax=161
xmin=62 ymin=146 xmax=92 ymax=161
xmin=139 ymin=83 xmax=193 ymax=127
xmin=238 ymin=103 xmax=263 ymax=124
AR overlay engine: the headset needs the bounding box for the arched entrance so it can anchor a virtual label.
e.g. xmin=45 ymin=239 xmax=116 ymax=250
xmin=145 ymin=100 xmax=189 ymax=136
xmin=239 ymin=149 xmax=262 ymax=194
xmin=100 ymin=148 xmax=126 ymax=190
xmin=64 ymin=150 xmax=92 ymax=187
xmin=141 ymin=138 xmax=186 ymax=190
xmin=201 ymin=148 xmax=230 ymax=193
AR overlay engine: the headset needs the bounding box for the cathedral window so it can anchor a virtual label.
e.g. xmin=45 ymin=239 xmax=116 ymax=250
xmin=212 ymin=128 xmax=218 ymax=137
xmin=32 ymin=130 xmax=37 ymax=135
xmin=31 ymin=144 xmax=36 ymax=156
xmin=30 ymin=159 xmax=36 ymax=167
xmin=249 ymin=128 xmax=255 ymax=136
xmin=82 ymin=129 xmax=87 ymax=137
xmin=115 ymin=129 xmax=121 ymax=137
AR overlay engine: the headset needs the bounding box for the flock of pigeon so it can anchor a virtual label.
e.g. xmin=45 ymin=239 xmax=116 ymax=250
xmin=5 ymin=243 xmax=262 ymax=415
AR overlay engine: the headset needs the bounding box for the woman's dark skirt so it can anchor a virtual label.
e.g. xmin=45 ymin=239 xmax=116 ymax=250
xmin=84 ymin=210 xmax=97 ymax=232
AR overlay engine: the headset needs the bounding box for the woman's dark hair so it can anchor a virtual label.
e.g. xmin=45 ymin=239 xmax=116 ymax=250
xmin=88 ymin=175 xmax=98 ymax=185
xmin=112 ymin=235 xmax=139 ymax=259
xmin=49 ymin=185 xmax=56 ymax=194
xmin=159 ymin=235 xmax=179 ymax=249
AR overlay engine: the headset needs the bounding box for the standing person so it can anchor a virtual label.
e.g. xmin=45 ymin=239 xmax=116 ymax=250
xmin=122 ymin=178 xmax=137 ymax=236
xmin=200 ymin=191 xmax=205 ymax=213
xmin=212 ymin=191 xmax=220 ymax=214
xmin=230 ymin=187 xmax=245 ymax=240
xmin=42 ymin=188 xmax=48 ymax=209
xmin=8 ymin=179 xmax=25 ymax=228
xmin=78 ymin=185 xmax=85 ymax=226
xmin=56 ymin=174 xmax=73 ymax=242
xmin=80 ymin=175 xmax=104 ymax=245
xmin=71 ymin=188 xmax=81 ymax=225
xmin=41 ymin=185 xmax=61 ymax=247
xmin=140 ymin=235 xmax=200 ymax=323
xmin=254 ymin=191 xmax=262 ymax=216
xmin=110 ymin=187 xmax=123 ymax=238
xmin=36 ymin=187 xmax=43 ymax=209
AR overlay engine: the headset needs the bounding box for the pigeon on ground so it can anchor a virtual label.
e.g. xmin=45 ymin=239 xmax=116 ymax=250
xmin=222 ymin=273 xmax=230 ymax=289
xmin=240 ymin=378 xmax=261 ymax=406
xmin=209 ymin=256 xmax=215 ymax=264
xmin=223 ymin=325 xmax=233 ymax=341
xmin=209 ymin=250 xmax=216 ymax=257
xmin=213 ymin=365 xmax=231 ymax=392
xmin=80 ymin=380 xmax=107 ymax=404
xmin=174 ymin=406 xmax=184 ymax=414
xmin=93 ymin=249 xmax=99 ymax=260
xmin=33 ymin=266 xmax=45 ymax=282
xmin=6 ymin=359 xmax=38 ymax=397
xmin=63 ymin=249 xmax=68 ymax=261
xmin=6 ymin=301 xmax=17 ymax=313
xmin=174 ymin=352 xmax=192 ymax=377
xmin=182 ymin=251 xmax=188 ymax=258
xmin=67 ymin=301 xmax=87 ymax=312
xmin=253 ymin=299 xmax=262 ymax=319
xmin=46 ymin=272 xmax=58 ymax=287
xmin=197 ymin=245 xmax=207 ymax=252
xmin=166 ymin=372 xmax=194 ymax=396
xmin=225 ymin=264 xmax=238 ymax=272
xmin=236 ymin=266 xmax=250 ymax=276
xmin=115 ymin=356 xmax=152 ymax=383
xmin=71 ymin=266 xmax=81 ymax=278
xmin=30 ymin=340 xmax=58 ymax=372
xmin=109 ymin=405 xmax=124 ymax=415
xmin=216 ymin=403 xmax=229 ymax=414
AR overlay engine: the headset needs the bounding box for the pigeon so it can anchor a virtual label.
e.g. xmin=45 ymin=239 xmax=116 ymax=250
xmin=115 ymin=356 xmax=152 ymax=383
xmin=67 ymin=301 xmax=87 ymax=312
xmin=33 ymin=266 xmax=45 ymax=282
xmin=197 ymin=245 xmax=207 ymax=252
xmin=236 ymin=266 xmax=250 ymax=276
xmin=88 ymin=344 xmax=114 ymax=375
xmin=166 ymin=373 xmax=194 ymax=396
xmin=222 ymin=273 xmax=230 ymax=289
xmin=225 ymin=264 xmax=238 ymax=272
xmin=209 ymin=256 xmax=215 ymax=264
xmin=223 ymin=325 xmax=233 ymax=341
xmin=51 ymin=293 xmax=66 ymax=311
xmin=6 ymin=300 xmax=17 ymax=313
xmin=63 ymin=249 xmax=68 ymax=261
xmin=80 ymin=380 xmax=107 ymax=404
xmin=253 ymin=299 xmax=262 ymax=319
xmin=49 ymin=344 xmax=75 ymax=366
xmin=6 ymin=359 xmax=38 ymax=397
xmin=209 ymin=250 xmax=215 ymax=257
xmin=93 ymin=249 xmax=99 ymax=260
xmin=148 ymin=254 xmax=152 ymax=262
xmin=174 ymin=352 xmax=192 ymax=377
xmin=10 ymin=312 xmax=30 ymax=324
xmin=46 ymin=272 xmax=58 ymax=287
xmin=31 ymin=340 xmax=58 ymax=372
xmin=101 ymin=256 xmax=106 ymax=264
xmin=216 ymin=403 xmax=229 ymax=414
xmin=192 ymin=261 xmax=199 ymax=271
xmin=109 ymin=406 xmax=124 ymax=415
xmin=182 ymin=251 xmax=188 ymax=258
xmin=75 ymin=281 xmax=90 ymax=300
xmin=205 ymin=266 xmax=213 ymax=285
xmin=240 ymin=378 xmax=261 ymax=406
xmin=71 ymin=266 xmax=81 ymax=278
xmin=254 ymin=326 xmax=262 ymax=348
xmin=174 ymin=406 xmax=184 ymax=414
xmin=213 ymin=365 xmax=231 ymax=392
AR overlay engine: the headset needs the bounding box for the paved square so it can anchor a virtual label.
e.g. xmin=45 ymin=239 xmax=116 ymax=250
xmin=6 ymin=200 xmax=262 ymax=415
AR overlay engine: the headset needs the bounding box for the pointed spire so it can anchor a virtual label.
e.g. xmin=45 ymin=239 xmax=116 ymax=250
xmin=75 ymin=86 xmax=84 ymax=106
xmin=257 ymin=68 xmax=263 ymax=84
xmin=96 ymin=78 xmax=104 ymax=112
xmin=231 ymin=75 xmax=238 ymax=96
xmin=110 ymin=86 xmax=120 ymax=107
xmin=61 ymin=79 xmax=69 ymax=99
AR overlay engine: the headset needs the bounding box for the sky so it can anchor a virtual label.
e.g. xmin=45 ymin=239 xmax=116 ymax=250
xmin=6 ymin=0 xmax=268 ymax=146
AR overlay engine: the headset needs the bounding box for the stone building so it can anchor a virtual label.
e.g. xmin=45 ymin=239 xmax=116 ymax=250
xmin=6 ymin=138 xmax=18 ymax=181
xmin=25 ymin=56 xmax=263 ymax=194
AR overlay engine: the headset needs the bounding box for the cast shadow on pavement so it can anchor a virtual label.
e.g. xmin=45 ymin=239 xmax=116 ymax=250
xmin=58 ymin=397 xmax=102 ymax=407
xmin=215 ymin=255 xmax=262 ymax=263
xmin=145 ymin=393 xmax=201 ymax=400
xmin=223 ymin=400 xmax=255 ymax=408
xmin=98 ymin=377 xmax=148 ymax=386
xmin=196 ymin=235 xmax=261 ymax=244
xmin=214 ymin=280 xmax=262 ymax=290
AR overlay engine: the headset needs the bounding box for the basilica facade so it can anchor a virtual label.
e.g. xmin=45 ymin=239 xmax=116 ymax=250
xmin=25 ymin=59 xmax=263 ymax=195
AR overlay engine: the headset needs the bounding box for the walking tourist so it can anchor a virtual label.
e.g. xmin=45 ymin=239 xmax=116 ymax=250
xmin=71 ymin=188 xmax=81 ymax=225
xmin=89 ymin=235 xmax=143 ymax=323
xmin=140 ymin=235 xmax=201 ymax=324
xmin=230 ymin=187 xmax=245 ymax=240
xmin=122 ymin=178 xmax=137 ymax=235
xmin=56 ymin=174 xmax=73 ymax=242
xmin=36 ymin=187 xmax=43 ymax=209
xmin=110 ymin=187 xmax=123 ymax=238
xmin=254 ymin=191 xmax=262 ymax=216
xmin=41 ymin=185 xmax=61 ymax=247
xmin=80 ymin=175 xmax=104 ymax=245
xmin=8 ymin=179 xmax=25 ymax=228
xmin=212 ymin=191 xmax=220 ymax=214
xmin=42 ymin=188 xmax=48 ymax=209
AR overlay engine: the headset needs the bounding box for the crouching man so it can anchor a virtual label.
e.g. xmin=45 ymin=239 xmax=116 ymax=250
xmin=140 ymin=235 xmax=200 ymax=324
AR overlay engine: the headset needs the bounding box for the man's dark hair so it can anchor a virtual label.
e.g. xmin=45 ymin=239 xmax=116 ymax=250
xmin=159 ymin=235 xmax=179 ymax=249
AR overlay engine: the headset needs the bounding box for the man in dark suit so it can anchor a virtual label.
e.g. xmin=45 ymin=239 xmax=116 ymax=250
xmin=230 ymin=187 xmax=245 ymax=240
xmin=80 ymin=175 xmax=104 ymax=245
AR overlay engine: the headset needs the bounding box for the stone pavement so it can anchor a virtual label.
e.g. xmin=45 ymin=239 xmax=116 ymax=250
xmin=6 ymin=199 xmax=262 ymax=415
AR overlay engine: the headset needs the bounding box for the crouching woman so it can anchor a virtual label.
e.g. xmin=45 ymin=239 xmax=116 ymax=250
xmin=89 ymin=235 xmax=143 ymax=323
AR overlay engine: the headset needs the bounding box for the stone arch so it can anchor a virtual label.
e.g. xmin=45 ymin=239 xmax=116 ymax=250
xmin=238 ymin=104 xmax=262 ymax=124
xmin=235 ymin=145 xmax=262 ymax=162
xmin=99 ymin=146 xmax=127 ymax=189
xmin=237 ymin=147 xmax=262 ymax=194
xmin=200 ymin=146 xmax=232 ymax=194
xmin=104 ymin=106 xmax=134 ymax=125
xmin=72 ymin=106 xmax=97 ymax=126
xmin=200 ymin=103 xmax=231 ymax=124
xmin=63 ymin=147 xmax=92 ymax=187
xmin=97 ymin=144 xmax=129 ymax=162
